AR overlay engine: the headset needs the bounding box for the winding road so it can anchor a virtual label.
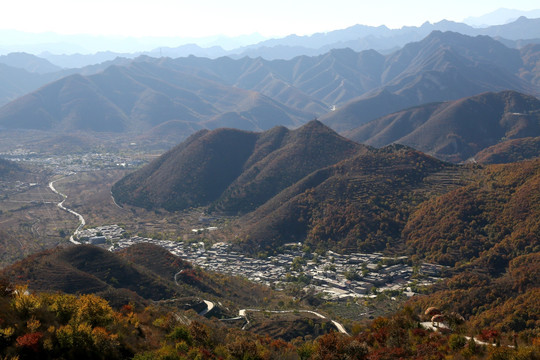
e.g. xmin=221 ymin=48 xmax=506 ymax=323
xmin=173 ymin=270 xmax=216 ymax=316
xmin=49 ymin=177 xmax=84 ymax=244
xmin=49 ymin=177 xmax=348 ymax=335
xmin=173 ymin=269 xmax=347 ymax=333
xmin=227 ymin=308 xmax=349 ymax=335
xmin=420 ymin=322 xmax=512 ymax=348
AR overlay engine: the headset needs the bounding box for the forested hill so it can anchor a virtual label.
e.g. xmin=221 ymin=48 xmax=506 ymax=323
xmin=112 ymin=120 xmax=366 ymax=213
xmin=474 ymin=136 xmax=540 ymax=164
xmin=403 ymin=157 xmax=540 ymax=269
xmin=343 ymin=91 xmax=540 ymax=162
xmin=238 ymin=145 xmax=454 ymax=254
xmin=238 ymin=156 xmax=539 ymax=269
xmin=405 ymin=159 xmax=539 ymax=339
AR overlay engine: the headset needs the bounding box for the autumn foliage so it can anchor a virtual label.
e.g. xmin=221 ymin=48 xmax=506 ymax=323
xmin=1 ymin=279 xmax=539 ymax=359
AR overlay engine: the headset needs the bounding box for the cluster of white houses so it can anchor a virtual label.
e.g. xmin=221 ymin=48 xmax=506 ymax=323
xmin=77 ymin=224 xmax=127 ymax=245
xmin=82 ymin=224 xmax=446 ymax=300
xmin=2 ymin=151 xmax=143 ymax=174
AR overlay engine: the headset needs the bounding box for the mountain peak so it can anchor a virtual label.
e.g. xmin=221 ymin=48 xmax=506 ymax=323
xmin=295 ymin=119 xmax=328 ymax=131
xmin=113 ymin=120 xmax=363 ymax=213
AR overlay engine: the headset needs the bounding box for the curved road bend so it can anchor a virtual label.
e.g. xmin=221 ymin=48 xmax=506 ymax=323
xmin=234 ymin=308 xmax=348 ymax=335
xmin=173 ymin=270 xmax=216 ymax=316
xmin=49 ymin=177 xmax=83 ymax=245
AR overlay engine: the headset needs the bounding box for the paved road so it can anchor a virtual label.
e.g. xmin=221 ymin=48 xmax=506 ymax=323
xmin=235 ymin=308 xmax=349 ymax=335
xmin=199 ymin=300 xmax=215 ymax=316
xmin=110 ymin=191 xmax=124 ymax=209
xmin=49 ymin=177 xmax=83 ymax=245
xmin=173 ymin=270 xmax=216 ymax=316
xmin=420 ymin=322 xmax=510 ymax=348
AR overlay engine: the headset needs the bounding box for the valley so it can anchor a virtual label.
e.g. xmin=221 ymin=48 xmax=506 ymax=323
xmin=1 ymin=159 xmax=445 ymax=304
xmin=0 ymin=15 xmax=539 ymax=359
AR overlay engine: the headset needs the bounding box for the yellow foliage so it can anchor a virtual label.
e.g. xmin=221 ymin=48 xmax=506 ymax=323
xmin=55 ymin=324 xmax=75 ymax=348
xmin=48 ymin=293 xmax=78 ymax=323
xmin=91 ymin=326 xmax=119 ymax=351
xmin=26 ymin=317 xmax=41 ymax=333
xmin=0 ymin=326 xmax=15 ymax=339
xmin=11 ymin=285 xmax=41 ymax=317
xmin=74 ymin=294 xmax=114 ymax=327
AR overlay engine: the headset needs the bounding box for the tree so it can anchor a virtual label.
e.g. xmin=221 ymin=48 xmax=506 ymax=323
xmin=344 ymin=268 xmax=360 ymax=281
xmin=74 ymin=294 xmax=114 ymax=327
xmin=291 ymin=256 xmax=306 ymax=272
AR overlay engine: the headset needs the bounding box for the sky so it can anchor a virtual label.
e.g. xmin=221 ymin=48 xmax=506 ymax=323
xmin=1 ymin=0 xmax=540 ymax=38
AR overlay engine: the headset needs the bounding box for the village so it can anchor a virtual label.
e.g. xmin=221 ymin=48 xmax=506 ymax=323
xmin=78 ymin=224 xmax=447 ymax=300
xmin=0 ymin=150 xmax=144 ymax=174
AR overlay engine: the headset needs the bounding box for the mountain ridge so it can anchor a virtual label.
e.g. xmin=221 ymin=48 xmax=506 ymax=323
xmin=0 ymin=61 xmax=312 ymax=134
xmin=343 ymin=90 xmax=540 ymax=162
xmin=320 ymin=31 xmax=538 ymax=133
xmin=0 ymin=31 xmax=538 ymax=156
xmin=112 ymin=120 xmax=366 ymax=213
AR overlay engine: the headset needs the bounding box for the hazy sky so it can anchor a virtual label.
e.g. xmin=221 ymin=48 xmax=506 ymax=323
xmin=2 ymin=0 xmax=540 ymax=38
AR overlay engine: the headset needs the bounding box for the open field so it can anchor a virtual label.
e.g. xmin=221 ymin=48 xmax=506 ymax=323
xmin=50 ymin=170 xmax=235 ymax=241
xmin=0 ymin=166 xmax=234 ymax=268
xmin=0 ymin=180 xmax=74 ymax=267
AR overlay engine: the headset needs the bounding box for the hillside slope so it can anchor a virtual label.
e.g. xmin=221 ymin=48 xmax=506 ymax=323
xmin=0 ymin=61 xmax=311 ymax=133
xmin=474 ymin=136 xmax=540 ymax=164
xmin=344 ymin=91 xmax=540 ymax=162
xmin=320 ymin=31 xmax=538 ymax=132
xmin=238 ymin=145 xmax=455 ymax=254
xmin=403 ymin=158 xmax=540 ymax=269
xmin=1 ymin=244 xmax=185 ymax=305
xmin=0 ymin=157 xmax=27 ymax=180
xmin=112 ymin=120 xmax=365 ymax=213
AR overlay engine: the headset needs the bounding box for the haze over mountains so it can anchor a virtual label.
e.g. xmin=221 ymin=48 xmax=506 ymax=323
xmin=0 ymin=30 xmax=539 ymax=155
xmin=0 ymin=60 xmax=312 ymax=134
xmin=464 ymin=8 xmax=540 ymax=26
xmin=0 ymin=9 xmax=539 ymax=358
xmin=1 ymin=13 xmax=540 ymax=64
xmin=319 ymin=31 xmax=538 ymax=132
xmin=0 ymin=11 xmax=538 ymax=161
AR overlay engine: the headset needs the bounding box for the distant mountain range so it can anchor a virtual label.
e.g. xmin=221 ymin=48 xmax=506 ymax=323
xmin=2 ymin=15 xmax=540 ymax=67
xmin=320 ymin=31 xmax=538 ymax=132
xmin=0 ymin=61 xmax=312 ymax=134
xmin=0 ymin=54 xmax=133 ymax=105
xmin=464 ymin=8 xmax=540 ymax=27
xmin=1 ymin=31 xmax=538 ymax=146
xmin=0 ymin=52 xmax=61 ymax=73
xmin=229 ymin=16 xmax=540 ymax=61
